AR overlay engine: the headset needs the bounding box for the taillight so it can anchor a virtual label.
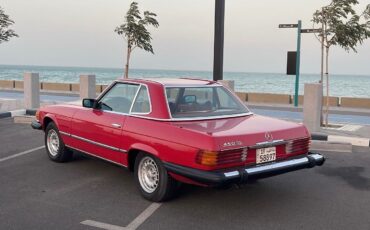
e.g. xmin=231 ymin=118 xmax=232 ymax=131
xmin=196 ymin=148 xmax=248 ymax=166
xmin=286 ymin=137 xmax=310 ymax=155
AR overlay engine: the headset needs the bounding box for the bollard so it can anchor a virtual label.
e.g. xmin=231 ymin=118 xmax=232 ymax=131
xmin=24 ymin=73 xmax=40 ymax=109
xmin=79 ymin=75 xmax=96 ymax=99
xmin=303 ymin=83 xmax=323 ymax=132
xmin=218 ymin=80 xmax=235 ymax=92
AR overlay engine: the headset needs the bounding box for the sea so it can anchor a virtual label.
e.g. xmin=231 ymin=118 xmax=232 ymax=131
xmin=0 ymin=65 xmax=369 ymax=98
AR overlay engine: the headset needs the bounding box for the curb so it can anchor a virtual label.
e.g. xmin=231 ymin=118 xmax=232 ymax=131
xmin=0 ymin=109 xmax=26 ymax=119
xmin=311 ymin=133 xmax=370 ymax=148
xmin=26 ymin=109 xmax=37 ymax=116
xmin=0 ymin=109 xmax=37 ymax=119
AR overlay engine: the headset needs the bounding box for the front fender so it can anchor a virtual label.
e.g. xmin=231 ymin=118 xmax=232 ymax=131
xmin=43 ymin=113 xmax=59 ymax=130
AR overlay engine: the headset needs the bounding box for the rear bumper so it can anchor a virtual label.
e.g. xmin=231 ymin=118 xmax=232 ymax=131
xmin=31 ymin=120 xmax=42 ymax=130
xmin=163 ymin=153 xmax=325 ymax=186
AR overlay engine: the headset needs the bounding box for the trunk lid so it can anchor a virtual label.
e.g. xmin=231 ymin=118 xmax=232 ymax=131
xmin=173 ymin=114 xmax=309 ymax=151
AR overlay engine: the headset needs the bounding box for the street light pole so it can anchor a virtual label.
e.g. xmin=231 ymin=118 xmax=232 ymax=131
xmin=294 ymin=20 xmax=302 ymax=107
xmin=213 ymin=0 xmax=225 ymax=81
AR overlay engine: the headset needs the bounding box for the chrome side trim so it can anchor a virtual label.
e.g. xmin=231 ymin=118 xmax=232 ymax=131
xmin=82 ymin=80 xmax=253 ymax=122
xmin=129 ymin=113 xmax=253 ymax=122
xmin=167 ymin=113 xmax=254 ymax=121
xmin=129 ymin=85 xmax=142 ymax=114
xmin=245 ymin=157 xmax=309 ymax=174
xmin=130 ymin=85 xmax=153 ymax=115
xmin=71 ymin=134 xmax=120 ymax=151
xmin=59 ymin=131 xmax=71 ymax=137
xmin=164 ymin=85 xmax=253 ymax=121
xmin=95 ymin=81 xmax=153 ymax=116
xmin=224 ymin=171 xmax=240 ymax=178
xmin=66 ymin=145 xmax=128 ymax=168
xmin=60 ymin=130 xmax=128 ymax=153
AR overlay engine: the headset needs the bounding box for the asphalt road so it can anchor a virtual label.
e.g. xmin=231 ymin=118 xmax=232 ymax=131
xmin=1 ymin=118 xmax=370 ymax=230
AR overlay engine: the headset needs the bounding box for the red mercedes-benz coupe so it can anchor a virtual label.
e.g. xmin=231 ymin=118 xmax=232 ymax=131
xmin=32 ymin=78 xmax=325 ymax=201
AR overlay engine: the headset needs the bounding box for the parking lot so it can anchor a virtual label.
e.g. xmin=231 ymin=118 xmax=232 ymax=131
xmin=1 ymin=117 xmax=370 ymax=230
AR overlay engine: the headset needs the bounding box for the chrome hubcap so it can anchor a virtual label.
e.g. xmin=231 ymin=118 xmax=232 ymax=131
xmin=47 ymin=129 xmax=60 ymax=157
xmin=138 ymin=157 xmax=159 ymax=193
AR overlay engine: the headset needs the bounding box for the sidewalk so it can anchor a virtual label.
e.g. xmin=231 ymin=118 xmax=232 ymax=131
xmin=247 ymin=102 xmax=370 ymax=116
xmin=0 ymin=90 xmax=79 ymax=112
xmin=246 ymin=102 xmax=370 ymax=147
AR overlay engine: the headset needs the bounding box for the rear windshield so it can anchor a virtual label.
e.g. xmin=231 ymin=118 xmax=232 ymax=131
xmin=166 ymin=86 xmax=249 ymax=118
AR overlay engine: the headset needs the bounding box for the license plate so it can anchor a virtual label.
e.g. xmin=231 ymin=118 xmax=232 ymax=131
xmin=256 ymin=147 xmax=276 ymax=164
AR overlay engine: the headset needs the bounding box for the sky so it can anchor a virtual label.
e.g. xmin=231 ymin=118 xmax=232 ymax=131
xmin=0 ymin=0 xmax=369 ymax=75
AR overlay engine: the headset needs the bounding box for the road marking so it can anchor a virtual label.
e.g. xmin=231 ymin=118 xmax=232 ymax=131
xmin=80 ymin=220 xmax=127 ymax=230
xmin=81 ymin=202 xmax=162 ymax=230
xmin=126 ymin=203 xmax=162 ymax=229
xmin=0 ymin=146 xmax=44 ymax=163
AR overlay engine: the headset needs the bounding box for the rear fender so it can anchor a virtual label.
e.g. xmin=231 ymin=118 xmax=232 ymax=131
xmin=129 ymin=143 xmax=159 ymax=157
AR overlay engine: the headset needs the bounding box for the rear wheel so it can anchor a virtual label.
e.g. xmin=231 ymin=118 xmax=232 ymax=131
xmin=134 ymin=152 xmax=178 ymax=202
xmin=45 ymin=122 xmax=73 ymax=162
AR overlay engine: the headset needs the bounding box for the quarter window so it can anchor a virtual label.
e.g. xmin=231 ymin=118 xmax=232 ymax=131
xmin=131 ymin=86 xmax=151 ymax=114
xmin=99 ymin=83 xmax=139 ymax=114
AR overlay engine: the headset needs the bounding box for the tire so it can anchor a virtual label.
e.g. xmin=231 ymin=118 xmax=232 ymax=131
xmin=45 ymin=122 xmax=73 ymax=162
xmin=134 ymin=152 xmax=178 ymax=202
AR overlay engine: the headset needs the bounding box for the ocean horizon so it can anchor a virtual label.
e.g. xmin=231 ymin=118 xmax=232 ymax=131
xmin=1 ymin=64 xmax=369 ymax=98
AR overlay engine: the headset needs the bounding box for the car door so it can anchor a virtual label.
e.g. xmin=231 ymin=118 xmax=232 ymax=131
xmin=69 ymin=82 xmax=140 ymax=166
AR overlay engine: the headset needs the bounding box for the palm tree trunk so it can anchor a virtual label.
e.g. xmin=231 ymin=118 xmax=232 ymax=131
xmin=320 ymin=21 xmax=325 ymax=126
xmin=325 ymin=46 xmax=330 ymax=126
xmin=124 ymin=46 xmax=131 ymax=79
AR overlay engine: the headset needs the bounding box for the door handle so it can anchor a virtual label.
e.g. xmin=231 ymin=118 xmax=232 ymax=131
xmin=111 ymin=123 xmax=121 ymax=128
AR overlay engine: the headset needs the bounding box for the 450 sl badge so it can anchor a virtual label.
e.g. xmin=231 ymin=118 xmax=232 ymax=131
xmin=222 ymin=141 xmax=243 ymax=147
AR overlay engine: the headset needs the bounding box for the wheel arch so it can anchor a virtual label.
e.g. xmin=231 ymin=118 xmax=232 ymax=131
xmin=43 ymin=114 xmax=58 ymax=130
xmin=127 ymin=143 xmax=159 ymax=172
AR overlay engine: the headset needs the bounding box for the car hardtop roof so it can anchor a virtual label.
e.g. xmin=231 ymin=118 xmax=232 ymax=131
xmin=116 ymin=78 xmax=220 ymax=87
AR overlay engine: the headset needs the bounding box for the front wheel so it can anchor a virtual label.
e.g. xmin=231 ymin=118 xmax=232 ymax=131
xmin=134 ymin=152 xmax=178 ymax=202
xmin=45 ymin=122 xmax=73 ymax=162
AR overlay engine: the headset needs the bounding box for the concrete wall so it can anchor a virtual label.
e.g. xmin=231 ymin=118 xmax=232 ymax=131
xmin=248 ymin=93 xmax=290 ymax=104
xmin=42 ymin=82 xmax=71 ymax=92
xmin=341 ymin=97 xmax=370 ymax=109
xmin=0 ymin=80 xmax=14 ymax=89
xmin=71 ymin=83 xmax=80 ymax=92
xmin=14 ymin=81 xmax=24 ymax=90
xmin=71 ymin=84 xmax=103 ymax=93
xmin=298 ymin=95 xmax=339 ymax=106
xmin=235 ymin=92 xmax=247 ymax=101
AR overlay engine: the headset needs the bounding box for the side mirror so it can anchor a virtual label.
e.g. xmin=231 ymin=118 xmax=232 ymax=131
xmin=183 ymin=95 xmax=196 ymax=104
xmin=82 ymin=98 xmax=96 ymax=108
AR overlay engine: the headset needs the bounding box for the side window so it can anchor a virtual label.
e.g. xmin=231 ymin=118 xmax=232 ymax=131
xmin=131 ymin=86 xmax=151 ymax=114
xmin=99 ymin=83 xmax=139 ymax=113
xmin=217 ymin=87 xmax=238 ymax=108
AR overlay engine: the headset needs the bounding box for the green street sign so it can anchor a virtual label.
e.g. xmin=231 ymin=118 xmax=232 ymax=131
xmin=279 ymin=24 xmax=298 ymax=28
xmin=301 ymin=29 xmax=322 ymax=33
